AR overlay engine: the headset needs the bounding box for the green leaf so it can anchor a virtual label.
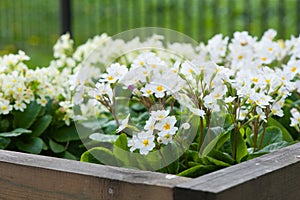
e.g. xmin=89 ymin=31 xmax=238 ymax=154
xmin=205 ymin=156 xmax=231 ymax=167
xmin=207 ymin=149 xmax=235 ymax=165
xmin=200 ymin=127 xmax=231 ymax=157
xmin=131 ymin=102 xmax=146 ymax=111
xmin=247 ymin=141 xmax=289 ymax=160
xmin=61 ymin=151 xmax=77 ymax=160
xmin=114 ymin=133 xmax=128 ymax=150
xmin=177 ymin=164 xmax=220 ymax=178
xmin=267 ymin=118 xmax=293 ymax=142
xmin=245 ymin=127 xmax=254 ymax=146
xmin=0 ymin=119 xmax=10 ymax=132
xmin=16 ymin=137 xmax=44 ymax=154
xmin=200 ymin=127 xmax=224 ymax=157
xmin=89 ymin=133 xmax=118 ymax=143
xmin=257 ymin=126 xmax=283 ymax=149
xmin=80 ymin=147 xmax=123 ymax=166
xmin=161 ymin=142 xmax=180 ymax=174
xmin=257 ymin=141 xmax=289 ymax=153
xmin=0 ymin=128 xmax=31 ymax=137
xmin=230 ymin=130 xmax=248 ymax=163
xmin=49 ymin=139 xmax=66 ymax=153
xmin=31 ymin=115 xmax=52 ymax=137
xmin=49 ymin=125 xmax=80 ymax=142
xmin=13 ymin=101 xmax=42 ymax=129
xmin=0 ymin=137 xmax=11 ymax=149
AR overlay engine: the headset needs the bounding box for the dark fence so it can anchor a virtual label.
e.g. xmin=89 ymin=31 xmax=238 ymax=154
xmin=1 ymin=0 xmax=300 ymax=66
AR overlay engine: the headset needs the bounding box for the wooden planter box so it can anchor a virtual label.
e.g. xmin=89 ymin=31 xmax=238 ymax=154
xmin=0 ymin=142 xmax=299 ymax=200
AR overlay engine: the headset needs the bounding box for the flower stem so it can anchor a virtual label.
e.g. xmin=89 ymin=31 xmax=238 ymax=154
xmin=199 ymin=116 xmax=204 ymax=149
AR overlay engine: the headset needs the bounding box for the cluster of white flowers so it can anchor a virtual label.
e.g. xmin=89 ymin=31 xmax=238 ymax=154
xmin=2 ymin=29 xmax=299 ymax=153
xmin=0 ymin=50 xmax=74 ymax=125
xmin=128 ymin=109 xmax=178 ymax=155
xmin=65 ymin=29 xmax=300 ymax=155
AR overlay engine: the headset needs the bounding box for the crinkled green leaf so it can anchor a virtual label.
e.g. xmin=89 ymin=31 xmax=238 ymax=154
xmin=257 ymin=126 xmax=282 ymax=149
xmin=257 ymin=141 xmax=289 ymax=153
xmin=267 ymin=118 xmax=293 ymax=142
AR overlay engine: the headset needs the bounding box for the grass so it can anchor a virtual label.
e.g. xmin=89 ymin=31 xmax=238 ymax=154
xmin=0 ymin=0 xmax=299 ymax=67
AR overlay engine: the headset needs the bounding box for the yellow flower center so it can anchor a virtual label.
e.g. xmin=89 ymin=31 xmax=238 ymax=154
xmin=241 ymin=41 xmax=247 ymax=46
xmin=214 ymin=93 xmax=221 ymax=99
xmin=143 ymin=139 xmax=149 ymax=146
xmin=165 ymin=134 xmax=171 ymax=139
xmin=139 ymin=61 xmax=144 ymax=66
xmin=1 ymin=105 xmax=7 ymax=111
xmin=268 ymin=47 xmax=273 ymax=51
xmin=266 ymin=79 xmax=271 ymax=83
xmin=163 ymin=123 xmax=171 ymax=130
xmin=156 ymin=85 xmax=163 ymax=92
xmin=291 ymin=67 xmax=296 ymax=73
xmin=238 ymin=55 xmax=243 ymax=60
xmin=108 ymin=76 xmax=114 ymax=81
xmin=252 ymin=77 xmax=258 ymax=83
xmin=146 ymin=90 xmax=152 ymax=94
xmin=152 ymin=65 xmax=157 ymax=69
xmin=261 ymin=57 xmax=267 ymax=61
xmin=189 ymin=69 xmax=193 ymax=74
xmin=158 ymin=114 xmax=164 ymax=119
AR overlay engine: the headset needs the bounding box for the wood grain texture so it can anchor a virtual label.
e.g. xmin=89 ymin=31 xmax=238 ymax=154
xmin=174 ymin=142 xmax=300 ymax=200
xmin=0 ymin=150 xmax=189 ymax=200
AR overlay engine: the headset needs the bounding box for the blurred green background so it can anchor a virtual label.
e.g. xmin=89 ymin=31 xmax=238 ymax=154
xmin=1 ymin=0 xmax=300 ymax=67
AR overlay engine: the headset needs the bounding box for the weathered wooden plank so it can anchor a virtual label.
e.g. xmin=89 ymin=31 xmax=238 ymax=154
xmin=174 ymin=142 xmax=300 ymax=200
xmin=0 ymin=150 xmax=189 ymax=200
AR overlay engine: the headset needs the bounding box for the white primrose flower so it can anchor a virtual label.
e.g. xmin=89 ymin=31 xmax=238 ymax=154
xmin=140 ymin=84 xmax=154 ymax=97
xmin=236 ymin=107 xmax=248 ymax=121
xmin=0 ymin=99 xmax=13 ymax=115
xmin=155 ymin=116 xmax=178 ymax=145
xmin=101 ymin=63 xmax=128 ymax=83
xmin=128 ymin=131 xmax=155 ymax=155
xmin=88 ymin=82 xmax=113 ymax=102
xmin=206 ymin=34 xmax=229 ymax=63
xmin=271 ymin=100 xmax=284 ymax=117
xmin=256 ymin=107 xmax=267 ymax=122
xmin=187 ymin=106 xmax=206 ymax=117
xmin=36 ymin=97 xmax=48 ymax=106
xmin=116 ymin=114 xmax=130 ymax=133
xmin=155 ymin=116 xmax=177 ymax=131
xmin=13 ymin=100 xmax=26 ymax=112
xmin=144 ymin=117 xmax=156 ymax=132
xmin=225 ymin=96 xmax=236 ymax=103
xmin=147 ymin=83 xmax=167 ymax=98
xmin=150 ymin=110 xmax=169 ymax=121
xmin=290 ymin=108 xmax=300 ymax=127
xmin=180 ymin=61 xmax=199 ymax=81
xmin=131 ymin=52 xmax=165 ymax=69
